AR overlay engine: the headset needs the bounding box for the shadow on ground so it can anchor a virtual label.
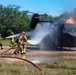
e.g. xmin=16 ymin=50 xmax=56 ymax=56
xmin=27 ymin=45 xmax=76 ymax=51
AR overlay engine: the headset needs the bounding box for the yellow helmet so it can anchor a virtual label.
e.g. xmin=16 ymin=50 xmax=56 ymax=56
xmin=11 ymin=32 xmax=14 ymax=34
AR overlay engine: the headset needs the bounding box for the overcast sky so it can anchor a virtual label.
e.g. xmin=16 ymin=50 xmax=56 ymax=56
xmin=0 ymin=0 xmax=76 ymax=16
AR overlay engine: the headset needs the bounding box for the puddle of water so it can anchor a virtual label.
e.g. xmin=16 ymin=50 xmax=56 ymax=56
xmin=31 ymin=60 xmax=41 ymax=64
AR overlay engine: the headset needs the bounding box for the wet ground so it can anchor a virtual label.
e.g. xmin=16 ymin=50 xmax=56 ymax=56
xmin=0 ymin=46 xmax=76 ymax=64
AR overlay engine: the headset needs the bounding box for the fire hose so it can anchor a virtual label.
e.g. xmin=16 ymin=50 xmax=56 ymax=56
xmin=0 ymin=43 xmax=19 ymax=55
xmin=0 ymin=43 xmax=47 ymax=75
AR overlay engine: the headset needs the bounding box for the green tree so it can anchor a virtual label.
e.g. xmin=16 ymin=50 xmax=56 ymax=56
xmin=0 ymin=4 xmax=30 ymax=37
xmin=40 ymin=13 xmax=54 ymax=22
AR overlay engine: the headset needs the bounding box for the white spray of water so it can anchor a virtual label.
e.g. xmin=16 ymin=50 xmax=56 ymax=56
xmin=27 ymin=23 xmax=58 ymax=47
xmin=27 ymin=23 xmax=52 ymax=45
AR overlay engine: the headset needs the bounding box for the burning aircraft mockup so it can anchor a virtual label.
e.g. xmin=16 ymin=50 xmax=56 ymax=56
xmin=29 ymin=13 xmax=76 ymax=50
xmin=6 ymin=13 xmax=76 ymax=50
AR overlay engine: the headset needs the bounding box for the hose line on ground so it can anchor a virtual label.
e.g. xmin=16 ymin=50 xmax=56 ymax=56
xmin=0 ymin=44 xmax=47 ymax=75
xmin=0 ymin=43 xmax=20 ymax=55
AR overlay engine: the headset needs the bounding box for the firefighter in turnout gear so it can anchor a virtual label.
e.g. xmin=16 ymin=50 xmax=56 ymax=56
xmin=0 ymin=38 xmax=3 ymax=49
xmin=14 ymin=31 xmax=27 ymax=55
xmin=9 ymin=32 xmax=15 ymax=47
xmin=0 ymin=34 xmax=3 ymax=49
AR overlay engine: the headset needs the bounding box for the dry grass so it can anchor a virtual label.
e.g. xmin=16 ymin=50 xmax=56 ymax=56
xmin=0 ymin=59 xmax=76 ymax=75
xmin=38 ymin=59 xmax=76 ymax=75
xmin=0 ymin=59 xmax=43 ymax=75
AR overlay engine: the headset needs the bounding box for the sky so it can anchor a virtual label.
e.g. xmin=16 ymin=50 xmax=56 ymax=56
xmin=0 ymin=0 xmax=76 ymax=16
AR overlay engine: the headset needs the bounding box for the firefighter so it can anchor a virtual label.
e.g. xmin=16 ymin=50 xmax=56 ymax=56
xmin=9 ymin=32 xmax=15 ymax=47
xmin=0 ymin=36 xmax=3 ymax=49
xmin=14 ymin=31 xmax=27 ymax=55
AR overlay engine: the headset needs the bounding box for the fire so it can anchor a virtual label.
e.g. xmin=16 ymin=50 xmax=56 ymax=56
xmin=65 ymin=17 xmax=76 ymax=24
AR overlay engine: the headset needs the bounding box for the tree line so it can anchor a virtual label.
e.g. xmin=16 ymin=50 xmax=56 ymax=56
xmin=0 ymin=4 xmax=75 ymax=37
xmin=0 ymin=4 xmax=54 ymax=37
xmin=0 ymin=4 xmax=32 ymax=37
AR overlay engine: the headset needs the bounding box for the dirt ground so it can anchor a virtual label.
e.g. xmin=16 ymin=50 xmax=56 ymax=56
xmin=0 ymin=46 xmax=76 ymax=64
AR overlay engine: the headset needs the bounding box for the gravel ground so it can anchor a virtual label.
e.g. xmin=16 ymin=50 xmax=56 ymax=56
xmin=0 ymin=46 xmax=76 ymax=64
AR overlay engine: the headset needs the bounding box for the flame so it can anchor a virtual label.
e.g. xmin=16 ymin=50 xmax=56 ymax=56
xmin=65 ymin=17 xmax=76 ymax=24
